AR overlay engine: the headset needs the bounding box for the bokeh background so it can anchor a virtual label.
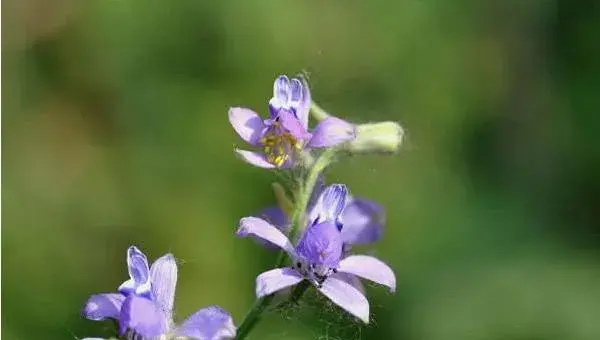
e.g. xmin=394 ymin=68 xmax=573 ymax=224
xmin=3 ymin=0 xmax=600 ymax=339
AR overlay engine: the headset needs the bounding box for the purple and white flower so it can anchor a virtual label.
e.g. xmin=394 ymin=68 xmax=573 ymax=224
xmin=82 ymin=246 xmax=236 ymax=340
xmin=259 ymin=179 xmax=384 ymax=248
xmin=236 ymin=185 xmax=396 ymax=323
xmin=229 ymin=75 xmax=356 ymax=169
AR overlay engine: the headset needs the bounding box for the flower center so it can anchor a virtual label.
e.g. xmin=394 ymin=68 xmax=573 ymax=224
xmin=260 ymin=123 xmax=302 ymax=167
xmin=294 ymin=260 xmax=337 ymax=288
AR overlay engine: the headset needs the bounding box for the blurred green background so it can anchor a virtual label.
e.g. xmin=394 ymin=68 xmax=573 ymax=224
xmin=3 ymin=0 xmax=600 ymax=339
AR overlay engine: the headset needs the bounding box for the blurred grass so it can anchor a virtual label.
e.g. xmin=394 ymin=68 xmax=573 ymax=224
xmin=2 ymin=0 xmax=600 ymax=339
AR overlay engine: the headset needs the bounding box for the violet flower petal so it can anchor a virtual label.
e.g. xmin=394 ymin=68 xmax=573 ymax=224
xmin=269 ymin=76 xmax=291 ymax=117
xmin=307 ymin=117 xmax=356 ymax=148
xmin=296 ymin=77 xmax=311 ymax=130
xmin=118 ymin=246 xmax=151 ymax=297
xmin=176 ymin=305 xmax=236 ymax=340
xmin=340 ymin=198 xmax=384 ymax=245
xmin=322 ymin=185 xmax=347 ymax=225
xmin=149 ymin=253 xmax=177 ymax=318
xmin=289 ymin=78 xmax=303 ymax=111
xmin=119 ymin=295 xmax=168 ymax=337
xmin=228 ymin=108 xmax=266 ymax=146
xmin=234 ymin=150 xmax=277 ymax=169
xmin=82 ymin=293 xmax=125 ymax=321
xmin=277 ymin=110 xmax=311 ymax=141
xmin=259 ymin=206 xmax=290 ymax=232
xmin=308 ymin=184 xmax=348 ymax=229
xmin=255 ymin=267 xmax=304 ymax=298
xmin=337 ymin=255 xmax=396 ymax=292
xmin=318 ymin=273 xmax=370 ymax=323
xmin=273 ymin=75 xmax=290 ymax=105
xmin=334 ymin=272 xmax=365 ymax=294
xmin=296 ymin=221 xmax=343 ymax=268
xmin=253 ymin=206 xmax=291 ymax=250
xmin=236 ymin=217 xmax=296 ymax=256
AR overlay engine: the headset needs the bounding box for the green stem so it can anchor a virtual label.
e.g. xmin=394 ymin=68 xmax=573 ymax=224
xmin=289 ymin=280 xmax=311 ymax=304
xmin=287 ymin=147 xmax=336 ymax=242
xmin=234 ymin=294 xmax=275 ymax=340
xmin=234 ymin=149 xmax=337 ymax=340
xmin=310 ymin=101 xmax=331 ymax=121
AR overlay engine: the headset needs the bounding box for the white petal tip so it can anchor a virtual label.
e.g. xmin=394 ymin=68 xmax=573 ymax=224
xmin=386 ymin=279 xmax=397 ymax=293
xmin=236 ymin=225 xmax=249 ymax=238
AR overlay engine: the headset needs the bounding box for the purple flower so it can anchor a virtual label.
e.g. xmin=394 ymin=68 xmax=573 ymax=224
xmin=82 ymin=246 xmax=236 ymax=340
xmin=229 ymin=75 xmax=356 ymax=168
xmin=258 ymin=179 xmax=385 ymax=247
xmin=236 ymin=185 xmax=395 ymax=323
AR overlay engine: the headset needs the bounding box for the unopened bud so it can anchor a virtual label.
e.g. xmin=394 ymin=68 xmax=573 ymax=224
xmin=346 ymin=121 xmax=404 ymax=154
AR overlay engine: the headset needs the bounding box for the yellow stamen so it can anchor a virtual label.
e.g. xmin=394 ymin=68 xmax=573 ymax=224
xmin=261 ymin=129 xmax=303 ymax=168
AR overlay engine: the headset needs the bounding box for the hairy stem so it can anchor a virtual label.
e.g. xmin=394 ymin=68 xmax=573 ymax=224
xmin=287 ymin=148 xmax=336 ymax=243
xmin=234 ymin=148 xmax=336 ymax=340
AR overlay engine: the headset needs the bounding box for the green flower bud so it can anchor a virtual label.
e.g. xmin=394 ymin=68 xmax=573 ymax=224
xmin=346 ymin=121 xmax=404 ymax=154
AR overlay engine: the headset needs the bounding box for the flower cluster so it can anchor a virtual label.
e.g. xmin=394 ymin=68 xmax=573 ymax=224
xmin=81 ymin=74 xmax=402 ymax=339
xmin=231 ymin=75 xmax=397 ymax=323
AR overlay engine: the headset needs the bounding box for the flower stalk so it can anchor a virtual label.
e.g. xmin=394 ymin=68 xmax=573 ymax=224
xmin=310 ymin=101 xmax=331 ymax=121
